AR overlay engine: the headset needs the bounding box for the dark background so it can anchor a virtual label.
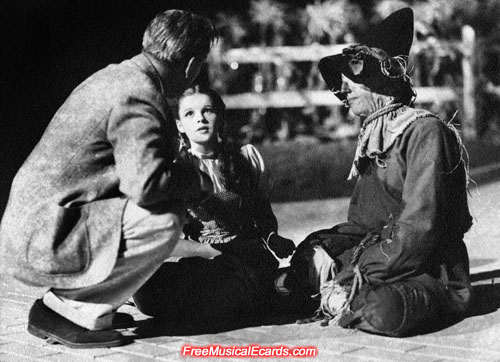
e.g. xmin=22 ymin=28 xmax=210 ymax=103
xmin=0 ymin=0 xmax=262 ymax=216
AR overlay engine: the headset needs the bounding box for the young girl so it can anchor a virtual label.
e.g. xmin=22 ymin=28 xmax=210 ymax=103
xmin=133 ymin=85 xmax=296 ymax=330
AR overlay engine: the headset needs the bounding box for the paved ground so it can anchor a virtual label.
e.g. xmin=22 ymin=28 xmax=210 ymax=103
xmin=2 ymin=165 xmax=500 ymax=362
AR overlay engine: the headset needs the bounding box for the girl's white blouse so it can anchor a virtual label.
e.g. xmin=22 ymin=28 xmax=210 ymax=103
xmin=189 ymin=144 xmax=266 ymax=194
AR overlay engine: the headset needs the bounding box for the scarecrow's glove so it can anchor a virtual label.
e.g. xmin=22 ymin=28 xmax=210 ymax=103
xmin=267 ymin=232 xmax=296 ymax=258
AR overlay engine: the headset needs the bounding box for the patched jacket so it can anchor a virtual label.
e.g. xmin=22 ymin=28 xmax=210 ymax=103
xmin=349 ymin=115 xmax=472 ymax=282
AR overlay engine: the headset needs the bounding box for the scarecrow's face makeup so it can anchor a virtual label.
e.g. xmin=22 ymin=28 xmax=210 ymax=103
xmin=341 ymin=75 xmax=391 ymax=117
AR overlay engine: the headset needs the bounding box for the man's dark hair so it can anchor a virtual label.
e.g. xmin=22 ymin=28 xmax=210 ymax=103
xmin=142 ymin=9 xmax=217 ymax=65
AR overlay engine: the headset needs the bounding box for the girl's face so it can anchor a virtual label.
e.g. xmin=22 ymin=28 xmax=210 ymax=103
xmin=176 ymin=93 xmax=220 ymax=153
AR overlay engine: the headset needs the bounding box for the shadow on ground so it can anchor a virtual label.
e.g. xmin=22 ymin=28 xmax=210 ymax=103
xmin=129 ymin=271 xmax=500 ymax=340
xmin=130 ymin=293 xmax=319 ymax=339
xmin=469 ymin=271 xmax=500 ymax=317
xmin=132 ymin=312 xmax=306 ymax=338
xmin=423 ymin=275 xmax=500 ymax=336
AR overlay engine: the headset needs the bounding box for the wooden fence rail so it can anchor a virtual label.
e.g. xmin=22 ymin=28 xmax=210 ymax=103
xmin=215 ymin=44 xmax=347 ymax=64
xmin=220 ymin=87 xmax=458 ymax=109
xmin=209 ymin=25 xmax=478 ymax=139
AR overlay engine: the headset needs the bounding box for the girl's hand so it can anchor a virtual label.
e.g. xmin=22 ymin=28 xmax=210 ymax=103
xmin=268 ymin=234 xmax=296 ymax=258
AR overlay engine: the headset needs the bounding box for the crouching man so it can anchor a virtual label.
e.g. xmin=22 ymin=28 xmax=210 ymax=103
xmin=0 ymin=9 xmax=216 ymax=348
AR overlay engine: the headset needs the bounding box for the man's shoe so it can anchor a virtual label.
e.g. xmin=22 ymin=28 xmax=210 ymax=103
xmin=27 ymin=299 xmax=128 ymax=348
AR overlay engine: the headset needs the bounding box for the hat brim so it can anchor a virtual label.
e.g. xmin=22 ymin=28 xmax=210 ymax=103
xmin=318 ymin=7 xmax=414 ymax=102
xmin=318 ymin=54 xmax=344 ymax=98
xmin=318 ymin=53 xmax=388 ymax=101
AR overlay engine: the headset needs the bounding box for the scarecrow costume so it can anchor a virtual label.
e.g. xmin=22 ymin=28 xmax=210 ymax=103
xmin=282 ymin=8 xmax=472 ymax=337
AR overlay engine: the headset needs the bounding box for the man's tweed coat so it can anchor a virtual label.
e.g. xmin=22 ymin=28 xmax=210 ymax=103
xmin=0 ymin=53 xmax=191 ymax=289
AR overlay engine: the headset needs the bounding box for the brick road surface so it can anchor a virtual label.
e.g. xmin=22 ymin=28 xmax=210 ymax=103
xmin=2 ymin=168 xmax=500 ymax=362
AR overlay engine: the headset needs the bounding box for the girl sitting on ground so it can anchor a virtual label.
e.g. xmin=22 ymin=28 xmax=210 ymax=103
xmin=133 ymin=84 xmax=296 ymax=330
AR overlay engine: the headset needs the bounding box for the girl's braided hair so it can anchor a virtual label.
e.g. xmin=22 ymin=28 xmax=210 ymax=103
xmin=174 ymin=84 xmax=259 ymax=196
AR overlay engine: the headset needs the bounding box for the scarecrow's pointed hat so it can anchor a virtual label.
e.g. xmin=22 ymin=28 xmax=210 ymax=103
xmin=318 ymin=7 xmax=414 ymax=101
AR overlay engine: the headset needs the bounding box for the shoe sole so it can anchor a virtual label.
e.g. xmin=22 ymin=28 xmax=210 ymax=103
xmin=28 ymin=324 xmax=126 ymax=349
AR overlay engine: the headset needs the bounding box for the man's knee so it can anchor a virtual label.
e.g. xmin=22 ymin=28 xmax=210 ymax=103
xmin=119 ymin=201 xmax=185 ymax=262
xmin=345 ymin=281 xmax=440 ymax=337
xmin=357 ymin=284 xmax=406 ymax=336
xmin=122 ymin=200 xmax=185 ymax=242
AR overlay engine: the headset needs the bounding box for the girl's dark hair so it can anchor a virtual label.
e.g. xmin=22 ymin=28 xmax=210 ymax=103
xmin=175 ymin=85 xmax=258 ymax=195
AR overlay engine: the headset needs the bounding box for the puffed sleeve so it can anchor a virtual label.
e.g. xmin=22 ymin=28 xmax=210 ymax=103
xmin=357 ymin=119 xmax=471 ymax=282
xmin=107 ymin=83 xmax=197 ymax=208
xmin=241 ymin=143 xmax=265 ymax=176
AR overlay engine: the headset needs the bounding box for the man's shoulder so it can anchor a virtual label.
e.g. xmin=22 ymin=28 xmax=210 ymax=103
xmin=73 ymin=54 xmax=160 ymax=102
xmin=95 ymin=55 xmax=156 ymax=90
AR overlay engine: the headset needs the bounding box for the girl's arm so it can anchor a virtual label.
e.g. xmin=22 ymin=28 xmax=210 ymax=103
xmin=241 ymin=144 xmax=278 ymax=235
xmin=241 ymin=144 xmax=295 ymax=258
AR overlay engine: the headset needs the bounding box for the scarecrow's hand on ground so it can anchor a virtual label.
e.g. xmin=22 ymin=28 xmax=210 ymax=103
xmin=268 ymin=234 xmax=296 ymax=258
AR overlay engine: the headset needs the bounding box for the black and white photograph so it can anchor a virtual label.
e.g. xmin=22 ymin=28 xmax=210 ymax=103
xmin=2 ymin=0 xmax=500 ymax=361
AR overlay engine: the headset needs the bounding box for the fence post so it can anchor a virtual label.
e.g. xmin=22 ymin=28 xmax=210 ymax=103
xmin=462 ymin=25 xmax=478 ymax=140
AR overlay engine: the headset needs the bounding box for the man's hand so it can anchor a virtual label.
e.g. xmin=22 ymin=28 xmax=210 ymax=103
xmin=198 ymin=243 xmax=222 ymax=259
xmin=168 ymin=238 xmax=221 ymax=259
xmin=267 ymin=233 xmax=296 ymax=258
